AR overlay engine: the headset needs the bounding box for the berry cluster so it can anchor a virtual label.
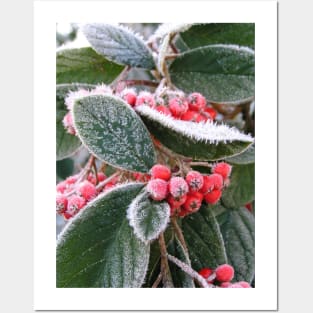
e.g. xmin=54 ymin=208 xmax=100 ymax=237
xmin=124 ymin=89 xmax=217 ymax=122
xmin=62 ymin=85 xmax=217 ymax=136
xmin=198 ymin=264 xmax=252 ymax=288
xmin=146 ymin=162 xmax=232 ymax=217
xmin=56 ymin=172 xmax=117 ymax=220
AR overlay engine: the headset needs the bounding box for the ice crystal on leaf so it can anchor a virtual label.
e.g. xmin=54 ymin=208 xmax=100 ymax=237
xmin=136 ymin=105 xmax=254 ymax=144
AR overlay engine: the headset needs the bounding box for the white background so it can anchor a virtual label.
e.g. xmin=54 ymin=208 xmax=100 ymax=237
xmin=33 ymin=0 xmax=277 ymax=311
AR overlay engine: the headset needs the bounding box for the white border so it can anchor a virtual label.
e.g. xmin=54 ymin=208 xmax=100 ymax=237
xmin=34 ymin=0 xmax=277 ymax=310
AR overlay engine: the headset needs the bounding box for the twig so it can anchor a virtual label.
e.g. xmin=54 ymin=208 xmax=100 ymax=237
xmin=171 ymin=217 xmax=188 ymax=254
xmin=152 ymin=272 xmax=162 ymax=288
xmin=167 ymin=254 xmax=214 ymax=288
xmin=189 ymin=162 xmax=212 ymax=168
xmin=158 ymin=233 xmax=174 ymax=288
xmin=165 ymin=53 xmax=180 ymax=60
xmin=96 ymin=171 xmax=120 ymax=192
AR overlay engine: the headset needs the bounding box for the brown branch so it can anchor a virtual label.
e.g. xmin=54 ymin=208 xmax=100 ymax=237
xmin=158 ymin=232 xmax=174 ymax=288
xmin=171 ymin=217 xmax=188 ymax=254
xmin=152 ymin=272 xmax=162 ymax=288
xmin=95 ymin=171 xmax=120 ymax=192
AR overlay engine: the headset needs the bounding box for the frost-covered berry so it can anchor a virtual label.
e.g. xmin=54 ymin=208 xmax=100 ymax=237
xmin=188 ymin=92 xmax=207 ymax=111
xmin=97 ymin=172 xmax=106 ymax=182
xmin=215 ymin=264 xmax=234 ymax=282
xmin=103 ymin=181 xmax=116 ymax=191
xmin=169 ymin=177 xmax=189 ymax=198
xmin=212 ymin=162 xmax=232 ymax=180
xmin=136 ymin=91 xmax=155 ymax=107
xmin=67 ymin=195 xmax=86 ymax=215
xmin=150 ymin=164 xmax=171 ymax=181
xmin=220 ymin=282 xmax=232 ymax=288
xmin=155 ymin=105 xmax=172 ymax=116
xmin=204 ymin=189 xmax=222 ymax=205
xmin=91 ymin=83 xmax=112 ymax=95
xmin=63 ymin=112 xmax=76 ymax=135
xmin=200 ymin=174 xmax=223 ymax=194
xmin=198 ymin=267 xmax=215 ymax=283
xmin=63 ymin=211 xmax=74 ymax=220
xmin=182 ymin=193 xmax=202 ymax=213
xmin=186 ymin=171 xmax=204 ymax=191
xmin=78 ymin=181 xmax=97 ymax=201
xmin=237 ymin=281 xmax=251 ymax=288
xmin=56 ymin=194 xmax=68 ymax=214
xmin=146 ymin=178 xmax=168 ymax=201
xmin=65 ymin=88 xmax=90 ymax=110
xmin=65 ymin=175 xmax=78 ymax=186
xmin=121 ymin=88 xmax=137 ymax=106
xmin=169 ymin=97 xmax=189 ymax=117
xmin=56 ymin=181 xmax=67 ymax=194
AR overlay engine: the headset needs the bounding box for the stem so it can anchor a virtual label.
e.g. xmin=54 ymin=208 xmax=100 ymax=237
xmin=158 ymin=233 xmax=174 ymax=288
xmin=189 ymin=162 xmax=212 ymax=168
xmin=167 ymin=254 xmax=214 ymax=288
xmin=95 ymin=171 xmax=120 ymax=192
xmin=165 ymin=53 xmax=179 ymax=60
xmin=111 ymin=65 xmax=131 ymax=91
xmin=171 ymin=217 xmax=188 ymax=254
xmin=120 ymin=80 xmax=159 ymax=88
xmin=152 ymin=272 xmax=162 ymax=288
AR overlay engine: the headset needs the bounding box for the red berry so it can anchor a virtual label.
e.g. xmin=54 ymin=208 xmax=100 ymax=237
xmin=67 ymin=195 xmax=86 ymax=215
xmin=150 ymin=164 xmax=171 ymax=181
xmin=204 ymin=107 xmax=217 ymax=120
xmin=182 ymin=194 xmax=202 ymax=213
xmin=97 ymin=172 xmax=106 ymax=182
xmin=180 ymin=110 xmax=200 ymax=122
xmin=169 ymin=97 xmax=189 ymax=117
xmin=185 ymin=171 xmax=204 ymax=191
xmin=56 ymin=194 xmax=68 ymax=214
xmin=167 ymin=194 xmax=187 ymax=210
xmin=155 ymin=105 xmax=172 ymax=116
xmin=212 ymin=162 xmax=232 ymax=180
xmin=56 ymin=181 xmax=67 ymax=194
xmin=135 ymin=91 xmax=155 ymax=107
xmin=146 ymin=178 xmax=168 ymax=201
xmin=65 ymin=175 xmax=78 ymax=186
xmin=103 ymin=181 xmax=116 ymax=191
xmin=63 ymin=211 xmax=74 ymax=220
xmin=121 ymin=89 xmax=137 ymax=106
xmin=200 ymin=174 xmax=223 ymax=194
xmin=245 ymin=203 xmax=252 ymax=212
xmin=198 ymin=268 xmax=215 ymax=283
xmin=195 ymin=113 xmax=208 ymax=123
xmin=78 ymin=181 xmax=97 ymax=201
xmin=62 ymin=112 xmax=76 ymax=135
xmin=204 ymin=189 xmax=222 ymax=205
xmin=169 ymin=177 xmax=189 ymax=198
xmin=215 ymin=264 xmax=234 ymax=282
xmin=178 ymin=208 xmax=189 ymax=217
xmin=188 ymin=92 xmax=207 ymax=111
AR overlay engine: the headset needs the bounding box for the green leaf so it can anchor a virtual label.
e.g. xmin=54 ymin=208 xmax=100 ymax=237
xmin=225 ymin=144 xmax=255 ymax=165
xmin=136 ymin=105 xmax=253 ymax=161
xmin=56 ymin=158 xmax=74 ymax=180
xmin=127 ymin=191 xmax=170 ymax=243
xmin=217 ymin=207 xmax=255 ymax=283
xmin=222 ymin=163 xmax=255 ymax=208
xmin=56 ymin=84 xmax=93 ymax=160
xmin=180 ymin=23 xmax=255 ymax=50
xmin=168 ymin=236 xmax=195 ymax=288
xmin=57 ymin=183 xmax=150 ymax=288
xmin=169 ymin=45 xmax=255 ymax=104
xmin=182 ymin=205 xmax=227 ymax=271
xmin=57 ymin=47 xmax=124 ymax=84
xmin=73 ymin=95 xmax=157 ymax=173
xmin=82 ymin=24 xmax=155 ymax=69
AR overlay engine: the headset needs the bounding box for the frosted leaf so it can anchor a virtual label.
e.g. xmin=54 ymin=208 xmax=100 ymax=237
xmin=72 ymin=94 xmax=156 ymax=173
xmin=57 ymin=183 xmax=150 ymax=287
xmin=82 ymin=23 xmax=155 ymax=69
xmin=136 ymin=105 xmax=253 ymax=161
xmin=127 ymin=191 xmax=170 ymax=243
